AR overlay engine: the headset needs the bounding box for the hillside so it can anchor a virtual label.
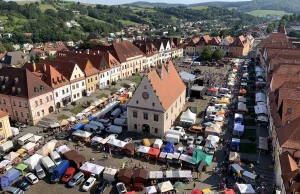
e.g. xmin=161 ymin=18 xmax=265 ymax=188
xmin=126 ymin=0 xmax=300 ymax=14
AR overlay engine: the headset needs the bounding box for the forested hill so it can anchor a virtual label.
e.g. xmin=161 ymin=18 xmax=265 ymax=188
xmin=126 ymin=0 xmax=300 ymax=14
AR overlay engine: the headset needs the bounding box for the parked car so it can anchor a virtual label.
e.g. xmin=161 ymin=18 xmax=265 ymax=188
xmin=15 ymin=122 xmax=27 ymax=128
xmin=195 ymin=136 xmax=204 ymax=145
xmin=187 ymin=136 xmax=194 ymax=145
xmin=126 ymin=183 xmax=144 ymax=191
xmin=116 ymin=182 xmax=127 ymax=194
xmin=14 ymin=180 xmax=30 ymax=191
xmin=94 ymin=180 xmax=108 ymax=194
xmin=82 ymin=174 xmax=96 ymax=191
xmin=188 ymin=126 xmax=203 ymax=133
xmin=61 ymin=167 xmax=75 ymax=183
xmin=170 ymin=126 xmax=185 ymax=132
xmin=68 ymin=172 xmax=85 ymax=187
xmin=25 ymin=173 xmax=39 ymax=184
xmin=124 ymin=138 xmax=132 ymax=143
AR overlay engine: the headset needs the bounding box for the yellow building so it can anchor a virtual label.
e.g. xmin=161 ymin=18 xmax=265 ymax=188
xmin=0 ymin=111 xmax=12 ymax=144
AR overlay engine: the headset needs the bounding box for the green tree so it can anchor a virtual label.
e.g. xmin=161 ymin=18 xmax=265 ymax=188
xmin=3 ymin=43 xmax=15 ymax=52
xmin=212 ymin=48 xmax=224 ymax=60
xmin=201 ymin=46 xmax=213 ymax=61
xmin=46 ymin=55 xmax=56 ymax=60
xmin=0 ymin=44 xmax=6 ymax=53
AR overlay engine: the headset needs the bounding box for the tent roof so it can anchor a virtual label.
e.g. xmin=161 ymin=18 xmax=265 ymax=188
xmin=91 ymin=136 xmax=103 ymax=143
xmin=162 ymin=142 xmax=175 ymax=154
xmin=103 ymin=167 xmax=118 ymax=176
xmin=146 ymin=186 xmax=157 ymax=194
xmin=224 ymin=189 xmax=235 ymax=194
xmin=234 ymin=124 xmax=245 ymax=132
xmin=56 ymin=145 xmax=71 ymax=154
xmin=180 ymin=71 xmax=196 ymax=81
xmin=22 ymin=142 xmax=36 ymax=150
xmin=4 ymin=152 xmax=20 ymax=161
xmin=72 ymin=130 xmax=92 ymax=138
xmin=148 ymin=148 xmax=160 ymax=157
xmin=28 ymin=135 xmax=42 ymax=142
xmin=132 ymin=169 xmax=148 ymax=179
xmin=118 ymin=168 xmax=133 ymax=178
xmin=16 ymin=163 xmax=28 ymax=171
xmin=180 ymin=109 xmax=196 ymax=122
xmin=158 ymin=181 xmax=173 ymax=192
xmin=138 ymin=146 xmax=150 ymax=153
xmin=191 ymin=149 xmax=213 ymax=165
xmin=122 ymin=143 xmax=136 ymax=152
xmin=236 ymin=184 xmax=255 ymax=194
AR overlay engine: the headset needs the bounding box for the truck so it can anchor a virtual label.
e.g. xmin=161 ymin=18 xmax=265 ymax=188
xmin=84 ymin=124 xmax=101 ymax=134
xmin=41 ymin=156 xmax=56 ymax=173
xmin=113 ymin=118 xmax=127 ymax=126
xmin=163 ymin=134 xmax=180 ymax=144
xmin=110 ymin=108 xmax=122 ymax=120
xmin=50 ymin=151 xmax=62 ymax=166
xmin=0 ymin=168 xmax=20 ymax=190
xmin=167 ymin=129 xmax=185 ymax=137
xmin=89 ymin=121 xmax=105 ymax=130
xmin=17 ymin=133 xmax=34 ymax=146
xmin=50 ymin=160 xmax=69 ymax=183
xmin=105 ymin=125 xmax=122 ymax=134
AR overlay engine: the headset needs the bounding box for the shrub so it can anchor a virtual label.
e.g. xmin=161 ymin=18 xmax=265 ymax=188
xmin=111 ymin=81 xmax=117 ymax=85
xmin=71 ymin=101 xmax=76 ymax=106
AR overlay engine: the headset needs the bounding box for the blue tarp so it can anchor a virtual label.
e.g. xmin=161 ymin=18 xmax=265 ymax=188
xmin=88 ymin=116 xmax=96 ymax=121
xmin=162 ymin=142 xmax=174 ymax=154
xmin=231 ymin=138 xmax=241 ymax=147
xmin=1 ymin=168 xmax=20 ymax=190
xmin=179 ymin=71 xmax=196 ymax=81
xmin=71 ymin=123 xmax=85 ymax=131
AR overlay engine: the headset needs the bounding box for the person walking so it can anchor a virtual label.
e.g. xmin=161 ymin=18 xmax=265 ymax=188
xmin=193 ymin=182 xmax=196 ymax=189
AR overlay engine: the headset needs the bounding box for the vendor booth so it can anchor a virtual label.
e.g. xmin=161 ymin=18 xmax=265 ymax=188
xmin=146 ymin=186 xmax=157 ymax=194
xmin=255 ymin=92 xmax=267 ymax=103
xmin=148 ymin=148 xmax=160 ymax=161
xmin=91 ymin=136 xmax=103 ymax=146
xmin=72 ymin=130 xmax=92 ymax=142
xmin=224 ymin=189 xmax=235 ymax=194
xmin=158 ymin=181 xmax=174 ymax=193
xmin=137 ymin=146 xmax=150 ymax=156
xmin=243 ymin=171 xmax=257 ymax=183
xmin=36 ymin=146 xmax=51 ymax=157
xmin=153 ymin=139 xmax=163 ymax=149
xmin=22 ymin=142 xmax=36 ymax=155
xmin=103 ymin=167 xmax=118 ymax=182
xmin=204 ymin=124 xmax=221 ymax=137
xmin=4 ymin=152 xmax=20 ymax=162
xmin=238 ymin=97 xmax=246 ymax=103
xmin=232 ymin=164 xmax=243 ymax=172
xmin=254 ymin=105 xmax=267 ymax=115
xmin=28 ymin=135 xmax=42 ymax=143
xmin=15 ymin=163 xmax=27 ymax=175
xmin=162 ymin=142 xmax=175 ymax=154
xmin=231 ymin=138 xmax=240 ymax=151
xmin=122 ymin=143 xmax=136 ymax=157
xmin=132 ymin=169 xmax=148 ymax=184
xmin=180 ymin=109 xmax=196 ymax=125
xmin=236 ymin=184 xmax=255 ymax=194
xmin=159 ymin=152 xmax=167 ymax=162
xmin=56 ymin=145 xmax=71 ymax=154
xmin=23 ymin=154 xmax=43 ymax=171
xmin=79 ymin=162 xmax=105 ymax=179
xmin=234 ymin=113 xmax=243 ymax=123
xmin=0 ymin=141 xmax=13 ymax=153
xmin=206 ymin=106 xmax=216 ymax=116
xmin=229 ymin=152 xmax=241 ymax=163
xmin=233 ymin=124 xmax=244 ymax=136
xmin=117 ymin=168 xmax=133 ymax=185
xmin=238 ymin=102 xmax=248 ymax=113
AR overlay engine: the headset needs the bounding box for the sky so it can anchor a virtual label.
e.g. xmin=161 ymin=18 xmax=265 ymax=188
xmin=79 ymin=0 xmax=248 ymax=5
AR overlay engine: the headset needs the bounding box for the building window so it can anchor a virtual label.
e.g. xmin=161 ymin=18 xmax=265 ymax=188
xmin=180 ymin=97 xmax=181 ymax=103
xmin=95 ymin=76 xmax=97 ymax=80
xmin=77 ymin=93 xmax=79 ymax=97
xmin=133 ymin=111 xmax=138 ymax=118
xmin=56 ymin=92 xmax=58 ymax=97
xmin=152 ymin=103 xmax=155 ymax=107
xmin=88 ymin=79 xmax=90 ymax=83
xmin=15 ymin=111 xmax=18 ymax=117
xmin=288 ymin=108 xmax=292 ymax=114
xmin=66 ymin=88 xmax=69 ymax=93
xmin=72 ymin=85 xmax=75 ymax=90
xmin=166 ymin=113 xmax=168 ymax=120
xmin=41 ymin=110 xmax=44 ymax=115
xmin=76 ymin=84 xmax=79 ymax=88
xmin=24 ymin=102 xmax=28 ymax=108
xmin=35 ymin=101 xmax=38 ymax=107
xmin=154 ymin=114 xmax=159 ymax=122
xmin=143 ymin=113 xmax=148 ymax=120
xmin=134 ymin=124 xmax=137 ymax=129
xmin=18 ymin=101 xmax=21 ymax=107
xmin=73 ymin=94 xmax=76 ymax=99
xmin=62 ymin=90 xmax=65 ymax=95
xmin=144 ymin=85 xmax=147 ymax=89
xmin=40 ymin=99 xmax=43 ymax=105
xmin=3 ymin=99 xmax=5 ymax=104
xmin=91 ymin=78 xmax=93 ymax=82
xmin=27 ymin=113 xmax=30 ymax=119
xmin=46 ymin=96 xmax=49 ymax=102
xmin=171 ymin=107 xmax=173 ymax=114
xmin=13 ymin=101 xmax=16 ymax=106
xmin=50 ymin=95 xmax=53 ymax=100
xmin=74 ymin=75 xmax=77 ymax=79
xmin=37 ymin=111 xmax=40 ymax=117
xmin=136 ymin=100 xmax=139 ymax=104
xmin=82 ymin=82 xmax=85 ymax=86
xmin=21 ymin=112 xmax=24 ymax=118
xmin=78 ymin=74 xmax=80 ymax=78
xmin=155 ymin=128 xmax=158 ymax=133
xmin=175 ymin=102 xmax=177 ymax=108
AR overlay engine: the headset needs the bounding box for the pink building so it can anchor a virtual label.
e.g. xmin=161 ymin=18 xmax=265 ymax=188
xmin=0 ymin=67 xmax=55 ymax=125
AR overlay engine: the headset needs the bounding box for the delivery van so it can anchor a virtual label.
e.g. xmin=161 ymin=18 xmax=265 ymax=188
xmin=84 ymin=124 xmax=101 ymax=134
xmin=35 ymin=164 xmax=46 ymax=179
xmin=163 ymin=134 xmax=180 ymax=144
xmin=89 ymin=121 xmax=105 ymax=130
xmin=105 ymin=125 xmax=122 ymax=134
xmin=50 ymin=151 xmax=62 ymax=166
xmin=113 ymin=118 xmax=127 ymax=126
xmin=41 ymin=156 xmax=56 ymax=173
xmin=110 ymin=108 xmax=121 ymax=120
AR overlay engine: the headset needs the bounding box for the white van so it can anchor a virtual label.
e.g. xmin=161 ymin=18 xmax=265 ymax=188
xmin=219 ymin=88 xmax=229 ymax=94
xmin=192 ymin=61 xmax=201 ymax=66
xmin=41 ymin=156 xmax=56 ymax=173
xmin=113 ymin=118 xmax=127 ymax=126
xmin=84 ymin=124 xmax=101 ymax=134
xmin=163 ymin=134 xmax=180 ymax=144
xmin=50 ymin=151 xmax=62 ymax=166
xmin=105 ymin=125 xmax=122 ymax=134
xmin=98 ymin=119 xmax=111 ymax=127
xmin=89 ymin=121 xmax=105 ymax=130
xmin=110 ymin=108 xmax=122 ymax=120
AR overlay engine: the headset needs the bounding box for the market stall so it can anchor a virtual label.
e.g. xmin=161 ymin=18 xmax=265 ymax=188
xmin=231 ymin=138 xmax=240 ymax=151
xmin=242 ymin=171 xmax=257 ymax=183
xmin=56 ymin=145 xmax=71 ymax=154
xmin=153 ymin=139 xmax=163 ymax=149
xmin=91 ymin=136 xmax=103 ymax=146
xmin=0 ymin=141 xmax=13 ymax=153
xmin=35 ymin=146 xmax=51 ymax=157
xmin=158 ymin=152 xmax=167 ymax=162
xmin=148 ymin=148 xmax=160 ymax=161
xmin=117 ymin=168 xmax=133 ymax=185
xmin=229 ymin=152 xmax=241 ymax=163
xmin=180 ymin=109 xmax=196 ymax=125
xmin=23 ymin=154 xmax=43 ymax=171
xmin=132 ymin=169 xmax=148 ymax=184
xmin=231 ymin=164 xmax=243 ymax=172
xmin=204 ymin=124 xmax=221 ymax=137
xmin=233 ymin=124 xmax=244 ymax=136
xmin=137 ymin=146 xmax=150 ymax=157
xmin=146 ymin=186 xmax=157 ymax=194
xmin=254 ymin=105 xmax=267 ymax=115
xmin=4 ymin=152 xmax=20 ymax=162
xmin=237 ymin=102 xmax=248 ymax=113
xmin=122 ymin=143 xmax=136 ymax=157
xmin=72 ymin=130 xmax=92 ymax=142
xmin=79 ymin=162 xmax=105 ymax=179
xmin=234 ymin=114 xmax=243 ymax=123
xmin=157 ymin=181 xmax=174 ymax=193
xmin=236 ymin=184 xmax=255 ymax=194
xmin=103 ymin=167 xmax=118 ymax=182
xmin=22 ymin=142 xmax=36 ymax=155
xmin=15 ymin=163 xmax=28 ymax=175
xmin=224 ymin=189 xmax=235 ymax=194
xmin=28 ymin=135 xmax=42 ymax=143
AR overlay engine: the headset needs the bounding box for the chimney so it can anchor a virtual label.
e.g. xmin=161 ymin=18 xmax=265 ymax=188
xmin=43 ymin=64 xmax=47 ymax=72
xmin=32 ymin=62 xmax=36 ymax=72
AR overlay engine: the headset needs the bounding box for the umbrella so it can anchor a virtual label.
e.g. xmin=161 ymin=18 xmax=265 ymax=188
xmin=173 ymin=181 xmax=185 ymax=189
xmin=191 ymin=189 xmax=203 ymax=194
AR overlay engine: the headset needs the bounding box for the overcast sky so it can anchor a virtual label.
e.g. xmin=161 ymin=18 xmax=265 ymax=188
xmin=80 ymin=0 xmax=248 ymax=5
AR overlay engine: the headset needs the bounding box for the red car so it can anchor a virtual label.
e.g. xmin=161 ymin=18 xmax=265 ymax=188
xmin=126 ymin=183 xmax=144 ymax=191
xmin=61 ymin=167 xmax=75 ymax=183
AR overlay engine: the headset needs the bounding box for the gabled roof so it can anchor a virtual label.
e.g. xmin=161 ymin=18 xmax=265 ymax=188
xmin=277 ymin=117 xmax=300 ymax=149
xmin=23 ymin=62 xmax=70 ymax=89
xmin=231 ymin=35 xmax=248 ymax=47
xmin=39 ymin=60 xmax=81 ymax=81
xmin=100 ymin=51 xmax=121 ymax=69
xmin=271 ymin=71 xmax=300 ymax=91
xmin=55 ymin=56 xmax=99 ymax=76
xmin=280 ymin=152 xmax=298 ymax=174
xmin=146 ymin=61 xmax=186 ymax=110
xmin=225 ymin=36 xmax=234 ymax=44
xmin=0 ymin=67 xmax=53 ymax=98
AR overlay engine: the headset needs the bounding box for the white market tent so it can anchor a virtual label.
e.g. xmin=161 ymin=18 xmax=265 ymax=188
xmin=76 ymin=113 xmax=85 ymax=120
xmin=91 ymin=136 xmax=103 ymax=144
xmin=254 ymin=105 xmax=268 ymax=115
xmin=0 ymin=160 xmax=11 ymax=168
xmin=205 ymin=139 xmax=217 ymax=149
xmin=206 ymin=106 xmax=216 ymax=116
xmin=22 ymin=142 xmax=36 ymax=151
xmin=146 ymin=186 xmax=157 ymax=194
xmin=108 ymin=138 xmax=120 ymax=146
xmin=243 ymin=171 xmax=257 ymax=180
xmin=92 ymin=99 xmax=104 ymax=106
xmin=80 ymin=162 xmax=105 ymax=178
xmin=158 ymin=181 xmax=173 ymax=193
xmin=159 ymin=152 xmax=167 ymax=160
xmin=255 ymin=92 xmax=267 ymax=103
xmin=103 ymin=167 xmax=118 ymax=182
xmin=207 ymin=135 xmax=220 ymax=143
xmin=23 ymin=154 xmax=43 ymax=171
xmin=234 ymin=113 xmax=243 ymax=122
xmin=36 ymin=146 xmax=51 ymax=156
xmin=238 ymin=102 xmax=248 ymax=112
xmin=72 ymin=130 xmax=92 ymax=138
xmin=28 ymin=135 xmax=42 ymax=143
xmin=180 ymin=109 xmax=196 ymax=124
xmin=153 ymin=139 xmax=163 ymax=149
xmin=149 ymin=171 xmax=164 ymax=179
xmin=233 ymin=124 xmax=244 ymax=136
xmin=46 ymin=140 xmax=58 ymax=152
xmin=56 ymin=145 xmax=71 ymax=154
xmin=229 ymin=152 xmax=241 ymax=163
xmin=0 ymin=141 xmax=13 ymax=152
xmin=232 ymin=164 xmax=243 ymax=172
xmin=257 ymin=116 xmax=268 ymax=122
xmin=68 ymin=116 xmax=76 ymax=122
xmin=238 ymin=97 xmax=246 ymax=103
xmin=4 ymin=152 xmax=20 ymax=161
xmin=205 ymin=124 xmax=221 ymax=136
xmin=237 ymin=184 xmax=255 ymax=194
xmin=255 ymin=66 xmax=264 ymax=73
xmin=115 ymin=141 xmax=127 ymax=148
xmin=138 ymin=146 xmax=150 ymax=154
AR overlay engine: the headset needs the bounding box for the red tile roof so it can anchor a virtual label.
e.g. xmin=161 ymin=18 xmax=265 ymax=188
xmin=0 ymin=110 xmax=9 ymax=118
xmin=277 ymin=117 xmax=300 ymax=149
xmin=146 ymin=61 xmax=185 ymax=110
xmin=280 ymin=152 xmax=298 ymax=174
